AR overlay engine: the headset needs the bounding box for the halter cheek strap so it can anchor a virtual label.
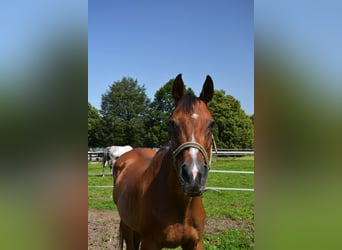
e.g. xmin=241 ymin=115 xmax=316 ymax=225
xmin=172 ymin=141 xmax=212 ymax=168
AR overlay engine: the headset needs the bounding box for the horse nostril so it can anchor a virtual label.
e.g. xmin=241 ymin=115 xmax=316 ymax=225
xmin=181 ymin=165 xmax=190 ymax=183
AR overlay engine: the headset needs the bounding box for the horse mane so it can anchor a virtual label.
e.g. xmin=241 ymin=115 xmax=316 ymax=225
xmin=159 ymin=141 xmax=171 ymax=151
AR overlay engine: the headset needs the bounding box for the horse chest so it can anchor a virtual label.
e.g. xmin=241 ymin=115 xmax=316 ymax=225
xmin=142 ymin=192 xmax=205 ymax=245
xmin=163 ymin=223 xmax=200 ymax=246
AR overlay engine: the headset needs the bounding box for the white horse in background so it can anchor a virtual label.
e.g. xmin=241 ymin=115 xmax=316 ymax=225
xmin=102 ymin=145 xmax=133 ymax=176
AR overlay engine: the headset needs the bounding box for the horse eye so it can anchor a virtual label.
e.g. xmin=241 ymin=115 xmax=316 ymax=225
xmin=169 ymin=120 xmax=178 ymax=130
xmin=208 ymin=121 xmax=215 ymax=130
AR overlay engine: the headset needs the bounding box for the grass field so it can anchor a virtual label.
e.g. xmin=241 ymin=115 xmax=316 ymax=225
xmin=88 ymin=156 xmax=254 ymax=249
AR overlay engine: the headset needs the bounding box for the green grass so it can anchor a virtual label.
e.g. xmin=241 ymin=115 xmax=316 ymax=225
xmin=88 ymin=163 xmax=116 ymax=210
xmin=204 ymin=157 xmax=254 ymax=222
xmin=203 ymin=229 xmax=254 ymax=250
xmin=88 ymin=156 xmax=254 ymax=249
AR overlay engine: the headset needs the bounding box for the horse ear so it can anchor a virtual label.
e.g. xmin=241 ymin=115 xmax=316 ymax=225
xmin=199 ymin=75 xmax=214 ymax=103
xmin=172 ymin=73 xmax=185 ymax=104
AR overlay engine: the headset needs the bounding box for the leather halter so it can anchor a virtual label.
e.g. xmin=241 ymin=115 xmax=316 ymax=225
xmin=172 ymin=141 xmax=212 ymax=169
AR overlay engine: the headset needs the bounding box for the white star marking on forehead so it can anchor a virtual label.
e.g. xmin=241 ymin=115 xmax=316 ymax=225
xmin=191 ymin=113 xmax=199 ymax=119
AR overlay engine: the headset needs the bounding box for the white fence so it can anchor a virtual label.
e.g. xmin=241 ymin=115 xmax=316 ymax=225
xmin=212 ymin=149 xmax=254 ymax=157
xmin=88 ymin=149 xmax=254 ymax=192
xmin=88 ymin=149 xmax=254 ymax=162
xmin=88 ymin=169 xmax=254 ymax=192
xmin=88 ymin=151 xmax=104 ymax=161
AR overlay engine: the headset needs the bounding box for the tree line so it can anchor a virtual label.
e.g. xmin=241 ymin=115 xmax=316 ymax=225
xmin=88 ymin=77 xmax=254 ymax=149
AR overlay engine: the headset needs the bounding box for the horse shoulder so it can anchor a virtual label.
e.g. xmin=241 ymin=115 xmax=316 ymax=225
xmin=114 ymin=148 xmax=157 ymax=228
xmin=115 ymin=148 xmax=153 ymax=187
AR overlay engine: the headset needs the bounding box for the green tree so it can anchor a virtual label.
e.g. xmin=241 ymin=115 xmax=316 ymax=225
xmin=209 ymin=90 xmax=254 ymax=149
xmin=88 ymin=102 xmax=102 ymax=148
xmin=100 ymin=77 xmax=150 ymax=147
xmin=145 ymin=78 xmax=194 ymax=147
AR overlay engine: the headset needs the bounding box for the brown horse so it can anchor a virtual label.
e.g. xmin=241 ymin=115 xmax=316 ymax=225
xmin=113 ymin=74 xmax=214 ymax=250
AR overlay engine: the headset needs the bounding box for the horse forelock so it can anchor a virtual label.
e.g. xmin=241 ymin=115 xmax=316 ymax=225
xmin=174 ymin=94 xmax=202 ymax=115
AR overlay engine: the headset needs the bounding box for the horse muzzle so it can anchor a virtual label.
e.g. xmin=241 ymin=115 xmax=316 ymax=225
xmin=179 ymin=162 xmax=208 ymax=196
xmin=173 ymin=142 xmax=211 ymax=196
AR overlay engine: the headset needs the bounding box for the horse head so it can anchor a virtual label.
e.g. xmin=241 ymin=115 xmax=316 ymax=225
xmin=170 ymin=74 xmax=214 ymax=196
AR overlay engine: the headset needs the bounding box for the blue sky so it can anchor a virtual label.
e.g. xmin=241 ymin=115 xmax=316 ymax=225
xmin=88 ymin=1 xmax=254 ymax=115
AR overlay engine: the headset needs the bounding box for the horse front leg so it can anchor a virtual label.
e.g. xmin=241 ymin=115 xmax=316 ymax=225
xmin=119 ymin=221 xmax=140 ymax=250
xmin=182 ymin=240 xmax=204 ymax=250
xmin=102 ymin=164 xmax=105 ymax=177
xmin=140 ymin=240 xmax=160 ymax=250
xmin=195 ymin=240 xmax=204 ymax=250
xmin=102 ymin=158 xmax=108 ymax=177
xmin=110 ymin=159 xmax=116 ymax=175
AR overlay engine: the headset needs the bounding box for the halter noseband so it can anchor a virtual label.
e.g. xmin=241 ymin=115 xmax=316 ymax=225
xmin=172 ymin=142 xmax=212 ymax=169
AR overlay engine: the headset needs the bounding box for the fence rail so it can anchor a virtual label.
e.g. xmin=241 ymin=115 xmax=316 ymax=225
xmin=88 ymin=149 xmax=254 ymax=161
xmin=88 ymin=149 xmax=254 ymax=191
xmin=88 ymin=170 xmax=254 ymax=176
xmin=212 ymin=149 xmax=254 ymax=157
xmin=209 ymin=170 xmax=254 ymax=174
xmin=88 ymin=151 xmax=104 ymax=161
xmin=87 ymin=185 xmax=254 ymax=192
xmin=88 ymin=169 xmax=254 ymax=192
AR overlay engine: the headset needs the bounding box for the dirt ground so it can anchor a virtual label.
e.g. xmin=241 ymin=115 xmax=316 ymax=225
xmin=88 ymin=209 xmax=120 ymax=249
xmin=88 ymin=209 xmax=249 ymax=250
